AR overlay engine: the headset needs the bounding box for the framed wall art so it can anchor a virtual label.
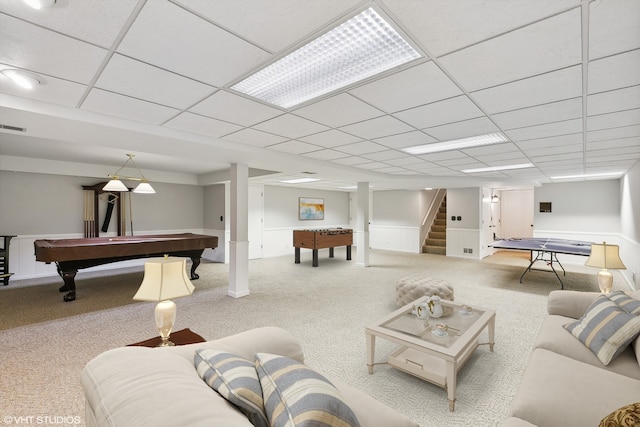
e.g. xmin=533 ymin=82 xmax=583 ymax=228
xmin=299 ymin=197 xmax=324 ymax=220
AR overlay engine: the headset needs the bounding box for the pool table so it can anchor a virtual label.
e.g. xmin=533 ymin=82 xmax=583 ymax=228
xmin=34 ymin=233 xmax=218 ymax=301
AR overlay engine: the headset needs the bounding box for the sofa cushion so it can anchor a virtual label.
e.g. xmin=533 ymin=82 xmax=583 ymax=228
xmin=509 ymin=348 xmax=640 ymax=427
xmin=535 ymin=315 xmax=640 ymax=379
xmin=564 ymin=294 xmax=640 ymax=365
xmin=608 ymin=290 xmax=640 ymax=315
xmin=194 ymin=349 xmax=268 ymax=427
xmin=598 ymin=401 xmax=640 ymax=427
xmin=255 ymin=353 xmax=361 ymax=427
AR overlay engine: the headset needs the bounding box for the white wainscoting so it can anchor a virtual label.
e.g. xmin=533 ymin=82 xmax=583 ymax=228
xmin=369 ymin=225 xmax=421 ymax=253
xmin=446 ymin=228 xmax=481 ymax=259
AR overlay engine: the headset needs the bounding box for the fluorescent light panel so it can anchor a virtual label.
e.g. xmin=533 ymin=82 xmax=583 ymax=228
xmin=402 ymin=133 xmax=509 ymax=155
xmin=231 ymin=7 xmax=422 ymax=108
xmin=462 ymin=163 xmax=534 ymax=173
xmin=279 ymin=178 xmax=320 ymax=184
xmin=551 ymin=171 xmax=624 ymax=180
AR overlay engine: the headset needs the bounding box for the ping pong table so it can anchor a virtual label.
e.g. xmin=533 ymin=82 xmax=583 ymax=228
xmin=489 ymin=237 xmax=593 ymax=289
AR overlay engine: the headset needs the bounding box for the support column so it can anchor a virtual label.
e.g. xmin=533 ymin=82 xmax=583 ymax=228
xmin=356 ymin=182 xmax=370 ymax=267
xmin=228 ymin=163 xmax=250 ymax=298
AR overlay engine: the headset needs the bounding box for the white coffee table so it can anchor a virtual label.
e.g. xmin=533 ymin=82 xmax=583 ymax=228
xmin=365 ymin=297 xmax=495 ymax=411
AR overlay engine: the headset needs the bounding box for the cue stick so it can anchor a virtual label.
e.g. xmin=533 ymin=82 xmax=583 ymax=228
xmin=128 ymin=191 xmax=134 ymax=235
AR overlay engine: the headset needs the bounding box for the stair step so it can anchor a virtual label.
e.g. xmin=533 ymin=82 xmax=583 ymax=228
xmin=422 ymin=245 xmax=446 ymax=255
xmin=433 ymin=219 xmax=446 ymax=226
xmin=425 ymin=238 xmax=446 ymax=247
xmin=429 ymin=231 xmax=446 ymax=239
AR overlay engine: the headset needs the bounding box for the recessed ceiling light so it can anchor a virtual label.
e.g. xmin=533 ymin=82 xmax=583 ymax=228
xmin=402 ymin=133 xmax=509 ymax=155
xmin=550 ymin=172 xmax=624 ymax=180
xmin=279 ymin=178 xmax=321 ymax=184
xmin=462 ymin=163 xmax=534 ymax=173
xmin=231 ymin=7 xmax=422 ymax=108
xmin=0 ymin=69 xmax=42 ymax=90
xmin=21 ymin=0 xmax=56 ymax=9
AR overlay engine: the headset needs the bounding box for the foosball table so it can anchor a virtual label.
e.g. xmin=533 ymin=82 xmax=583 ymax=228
xmin=293 ymin=228 xmax=353 ymax=267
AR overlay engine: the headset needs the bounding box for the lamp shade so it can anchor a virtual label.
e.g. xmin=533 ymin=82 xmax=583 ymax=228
xmin=102 ymin=178 xmax=129 ymax=192
xmin=133 ymin=257 xmax=194 ymax=302
xmin=585 ymin=243 xmax=626 ymax=269
xmin=133 ymin=181 xmax=156 ymax=194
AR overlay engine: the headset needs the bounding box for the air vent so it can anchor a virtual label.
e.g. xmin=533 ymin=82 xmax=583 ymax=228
xmin=0 ymin=124 xmax=26 ymax=132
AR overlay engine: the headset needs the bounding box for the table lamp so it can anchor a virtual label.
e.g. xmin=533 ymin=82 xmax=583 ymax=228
xmin=133 ymin=256 xmax=194 ymax=346
xmin=585 ymin=242 xmax=626 ymax=294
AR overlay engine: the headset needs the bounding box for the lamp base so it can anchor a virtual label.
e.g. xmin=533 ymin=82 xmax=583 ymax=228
xmin=597 ymin=269 xmax=613 ymax=294
xmin=155 ymin=300 xmax=177 ymax=347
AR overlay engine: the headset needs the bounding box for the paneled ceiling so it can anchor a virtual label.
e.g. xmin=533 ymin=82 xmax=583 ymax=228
xmin=0 ymin=0 xmax=639 ymax=191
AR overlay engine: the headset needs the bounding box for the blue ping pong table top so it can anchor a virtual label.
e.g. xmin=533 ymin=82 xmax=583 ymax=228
xmin=490 ymin=237 xmax=592 ymax=256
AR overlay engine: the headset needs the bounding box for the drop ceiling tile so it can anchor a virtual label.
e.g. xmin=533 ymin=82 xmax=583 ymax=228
xmin=0 ymin=15 xmax=107 ymax=84
xmin=587 ymin=86 xmax=640 ymax=116
xmin=253 ymin=114 xmax=329 ymax=139
xmin=117 ymin=1 xmax=270 ymax=87
xmin=394 ymin=95 xmax=483 ymax=129
xmin=515 ymin=132 xmax=584 ymax=148
xmin=463 ymin=142 xmax=522 ymax=157
xmin=384 ymin=156 xmax=429 ymax=167
xmin=331 ymin=156 xmax=370 ymax=166
xmin=472 ymin=66 xmax=582 ymax=114
xmin=267 ymin=140 xmax=321 ymax=154
xmin=298 ymin=129 xmax=362 ymax=148
xmin=587 ymin=125 xmax=640 ymax=142
xmin=439 ymin=8 xmax=581 ymax=91
xmin=361 ymin=150 xmax=407 ymax=162
xmin=424 ymin=117 xmax=500 ymax=141
xmin=589 ymin=50 xmax=640 ymax=94
xmin=82 ymin=89 xmax=180 ymax=124
xmin=337 ymin=141 xmax=388 ymax=155
xmin=293 ymin=93 xmax=383 ymax=127
xmin=419 ymin=150 xmax=469 ymax=162
xmin=96 ymin=55 xmax=215 ymax=109
xmin=375 ymin=166 xmax=409 ymax=174
xmin=493 ymin=98 xmax=583 ymax=130
xmin=0 ymin=0 xmax=139 ymax=48
xmin=526 ymin=151 xmax=583 ymax=163
xmin=589 ymin=0 xmax=640 ymax=60
xmin=505 ymin=119 xmax=583 ymax=141
xmin=302 ymin=149 xmax=349 ymax=161
xmin=521 ymin=142 xmax=583 ymax=157
xmin=174 ymin=0 xmax=362 ymax=52
xmin=164 ymin=112 xmax=243 ymax=137
xmin=383 ymin=0 xmax=579 ymax=57
xmin=348 ymin=61 xmax=462 ymax=113
xmin=339 ymin=116 xmax=414 ymax=139
xmin=190 ymin=91 xmax=283 ymax=127
xmin=222 ymin=128 xmax=288 ymax=147
xmin=0 ymin=64 xmax=86 ymax=107
xmin=355 ymin=161 xmax=389 ymax=170
xmin=373 ymin=131 xmax=437 ymax=150
xmin=587 ymin=109 xmax=640 ymax=131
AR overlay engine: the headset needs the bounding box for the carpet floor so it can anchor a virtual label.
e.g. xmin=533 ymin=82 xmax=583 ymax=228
xmin=0 ymin=249 xmax=627 ymax=426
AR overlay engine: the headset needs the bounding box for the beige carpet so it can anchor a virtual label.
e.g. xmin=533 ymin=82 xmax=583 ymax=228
xmin=0 ymin=249 xmax=627 ymax=426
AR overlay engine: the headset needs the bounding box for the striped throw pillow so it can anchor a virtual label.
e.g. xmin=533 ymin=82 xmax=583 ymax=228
xmin=564 ymin=295 xmax=640 ymax=365
xmin=608 ymin=290 xmax=640 ymax=315
xmin=255 ymin=353 xmax=361 ymax=427
xmin=195 ymin=349 xmax=268 ymax=427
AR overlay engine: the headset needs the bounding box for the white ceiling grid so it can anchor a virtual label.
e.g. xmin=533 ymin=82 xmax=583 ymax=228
xmin=0 ymin=0 xmax=638 ymax=191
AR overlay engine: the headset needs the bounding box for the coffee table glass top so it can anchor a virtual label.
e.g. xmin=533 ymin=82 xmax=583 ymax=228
xmin=380 ymin=300 xmax=485 ymax=349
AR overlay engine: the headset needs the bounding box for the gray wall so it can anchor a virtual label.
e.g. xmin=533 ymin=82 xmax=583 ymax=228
xmin=264 ymin=186 xmax=350 ymax=229
xmin=203 ymin=183 xmax=226 ymax=230
xmin=446 ymin=187 xmax=481 ymax=229
xmin=372 ymin=190 xmax=424 ymax=226
xmin=0 ymin=171 xmax=204 ymax=236
xmin=534 ymin=180 xmax=621 ymax=233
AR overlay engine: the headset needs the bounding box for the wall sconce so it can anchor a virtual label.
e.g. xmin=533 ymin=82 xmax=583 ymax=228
xmin=491 ymin=194 xmax=499 ymax=203
xmin=585 ymin=242 xmax=626 ymax=293
xmin=102 ymin=154 xmax=156 ymax=194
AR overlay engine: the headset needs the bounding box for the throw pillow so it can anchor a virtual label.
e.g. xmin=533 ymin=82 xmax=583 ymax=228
xmin=608 ymin=291 xmax=640 ymax=315
xmin=564 ymin=295 xmax=640 ymax=365
xmin=255 ymin=353 xmax=361 ymax=427
xmin=598 ymin=402 xmax=640 ymax=427
xmin=195 ymin=349 xmax=268 ymax=427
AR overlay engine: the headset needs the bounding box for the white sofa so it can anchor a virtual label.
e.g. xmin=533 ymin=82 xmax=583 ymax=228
xmin=81 ymin=326 xmax=419 ymax=427
xmin=502 ymin=290 xmax=640 ymax=427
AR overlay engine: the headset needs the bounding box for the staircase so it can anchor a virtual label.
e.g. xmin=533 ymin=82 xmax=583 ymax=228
xmin=422 ymin=197 xmax=447 ymax=255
